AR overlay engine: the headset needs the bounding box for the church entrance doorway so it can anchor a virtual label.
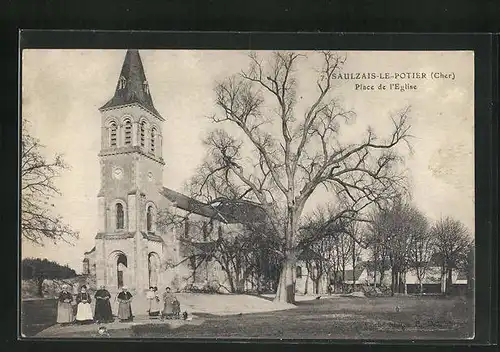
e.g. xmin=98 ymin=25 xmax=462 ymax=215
xmin=117 ymin=253 xmax=127 ymax=288
xmin=148 ymin=252 xmax=160 ymax=288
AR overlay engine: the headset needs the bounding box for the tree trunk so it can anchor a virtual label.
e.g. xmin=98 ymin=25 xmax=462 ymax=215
xmin=341 ymin=262 xmax=346 ymax=293
xmin=274 ymin=207 xmax=300 ymax=304
xmin=390 ymin=270 xmax=395 ymax=296
xmin=403 ymin=271 xmax=407 ymax=294
xmin=223 ymin=265 xmax=235 ymax=293
xmin=440 ymin=266 xmax=447 ymax=294
xmin=36 ymin=276 xmax=44 ymax=298
xmin=304 ymin=270 xmax=309 ymax=295
xmin=274 ymin=257 xmax=296 ymax=304
xmin=446 ymin=268 xmax=453 ymax=295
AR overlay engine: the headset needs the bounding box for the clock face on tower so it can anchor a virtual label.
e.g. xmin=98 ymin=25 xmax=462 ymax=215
xmin=113 ymin=167 xmax=124 ymax=180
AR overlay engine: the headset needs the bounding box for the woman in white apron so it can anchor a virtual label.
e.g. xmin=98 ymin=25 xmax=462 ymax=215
xmin=75 ymin=285 xmax=94 ymax=324
xmin=146 ymin=286 xmax=161 ymax=318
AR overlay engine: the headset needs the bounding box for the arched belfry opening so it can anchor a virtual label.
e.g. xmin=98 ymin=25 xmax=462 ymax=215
xmin=147 ymin=205 xmax=154 ymax=232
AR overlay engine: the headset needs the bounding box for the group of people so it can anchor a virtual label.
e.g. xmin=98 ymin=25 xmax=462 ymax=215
xmin=57 ymin=284 xmax=182 ymax=326
xmin=146 ymin=286 xmax=181 ymax=320
xmin=56 ymin=285 xmax=134 ymax=326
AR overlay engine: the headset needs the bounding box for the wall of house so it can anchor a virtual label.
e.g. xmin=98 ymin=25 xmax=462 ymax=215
xmin=295 ymin=261 xmax=328 ymax=295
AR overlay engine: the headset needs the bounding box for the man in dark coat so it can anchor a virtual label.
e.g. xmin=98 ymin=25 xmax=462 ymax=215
xmin=94 ymin=285 xmax=113 ymax=323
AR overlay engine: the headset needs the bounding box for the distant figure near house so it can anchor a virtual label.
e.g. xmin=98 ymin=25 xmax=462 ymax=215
xmin=146 ymin=286 xmax=161 ymax=318
xmin=75 ymin=285 xmax=94 ymax=324
xmin=94 ymin=285 xmax=113 ymax=323
xmin=161 ymin=287 xmax=179 ymax=319
xmin=57 ymin=285 xmax=74 ymax=325
xmin=117 ymin=286 xmax=133 ymax=322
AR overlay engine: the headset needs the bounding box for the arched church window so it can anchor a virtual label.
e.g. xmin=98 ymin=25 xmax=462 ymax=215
xmin=147 ymin=205 xmax=154 ymax=232
xmin=110 ymin=122 xmax=117 ymax=147
xmin=140 ymin=121 xmax=146 ymax=148
xmin=150 ymin=128 xmax=156 ymax=154
xmin=124 ymin=120 xmax=132 ymax=146
xmin=116 ymin=203 xmax=124 ymax=230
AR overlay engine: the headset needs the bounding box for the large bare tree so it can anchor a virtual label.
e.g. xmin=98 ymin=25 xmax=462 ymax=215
xmin=192 ymin=51 xmax=411 ymax=303
xmin=21 ymin=120 xmax=79 ymax=245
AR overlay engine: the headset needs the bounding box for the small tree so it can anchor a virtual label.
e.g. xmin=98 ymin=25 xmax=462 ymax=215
xmin=408 ymin=215 xmax=433 ymax=294
xmin=21 ymin=120 xmax=79 ymax=245
xmin=366 ymin=200 xmax=426 ymax=294
xmin=348 ymin=222 xmax=364 ymax=290
xmin=431 ymin=217 xmax=472 ymax=295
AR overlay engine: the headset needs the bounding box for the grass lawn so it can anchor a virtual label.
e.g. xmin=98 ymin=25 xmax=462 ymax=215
xmin=21 ymin=299 xmax=59 ymax=337
xmin=130 ymin=295 xmax=473 ymax=340
xmin=31 ymin=295 xmax=473 ymax=340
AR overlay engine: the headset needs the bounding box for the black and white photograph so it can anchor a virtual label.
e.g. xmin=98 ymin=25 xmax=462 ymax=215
xmin=20 ymin=48 xmax=475 ymax=339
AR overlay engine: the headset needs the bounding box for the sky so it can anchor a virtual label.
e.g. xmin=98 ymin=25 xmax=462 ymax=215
xmin=21 ymin=50 xmax=474 ymax=273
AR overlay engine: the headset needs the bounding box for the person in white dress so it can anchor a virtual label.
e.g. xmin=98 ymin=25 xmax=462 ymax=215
xmin=75 ymin=285 xmax=94 ymax=324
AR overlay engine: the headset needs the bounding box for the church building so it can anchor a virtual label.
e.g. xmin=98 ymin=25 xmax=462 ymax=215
xmin=82 ymin=50 xmax=254 ymax=295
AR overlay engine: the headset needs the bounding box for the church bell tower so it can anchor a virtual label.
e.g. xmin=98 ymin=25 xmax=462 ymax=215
xmin=94 ymin=50 xmax=165 ymax=292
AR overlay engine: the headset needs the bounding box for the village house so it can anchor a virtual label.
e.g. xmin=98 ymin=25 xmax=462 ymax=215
xmin=294 ymin=249 xmax=329 ymax=295
xmin=339 ymin=253 xmax=468 ymax=294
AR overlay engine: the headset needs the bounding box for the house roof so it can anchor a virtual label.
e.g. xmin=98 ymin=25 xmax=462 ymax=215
xmin=99 ymin=50 xmax=163 ymax=120
xmin=161 ymin=187 xmax=226 ymax=221
xmin=343 ymin=262 xmax=367 ymax=282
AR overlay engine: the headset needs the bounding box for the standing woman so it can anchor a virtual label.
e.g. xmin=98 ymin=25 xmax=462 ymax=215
xmin=161 ymin=287 xmax=177 ymax=320
xmin=94 ymin=285 xmax=114 ymax=323
xmin=56 ymin=285 xmax=74 ymax=325
xmin=117 ymin=286 xmax=133 ymax=322
xmin=75 ymin=285 xmax=94 ymax=324
xmin=147 ymin=286 xmax=161 ymax=318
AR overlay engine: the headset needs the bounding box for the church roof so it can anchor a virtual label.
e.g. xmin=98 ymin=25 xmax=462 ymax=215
xmin=100 ymin=49 xmax=163 ymax=120
xmin=141 ymin=232 xmax=164 ymax=242
xmin=210 ymin=199 xmax=268 ymax=225
xmin=179 ymin=238 xmax=218 ymax=257
xmin=84 ymin=246 xmax=96 ymax=255
xmin=161 ymin=187 xmax=226 ymax=222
